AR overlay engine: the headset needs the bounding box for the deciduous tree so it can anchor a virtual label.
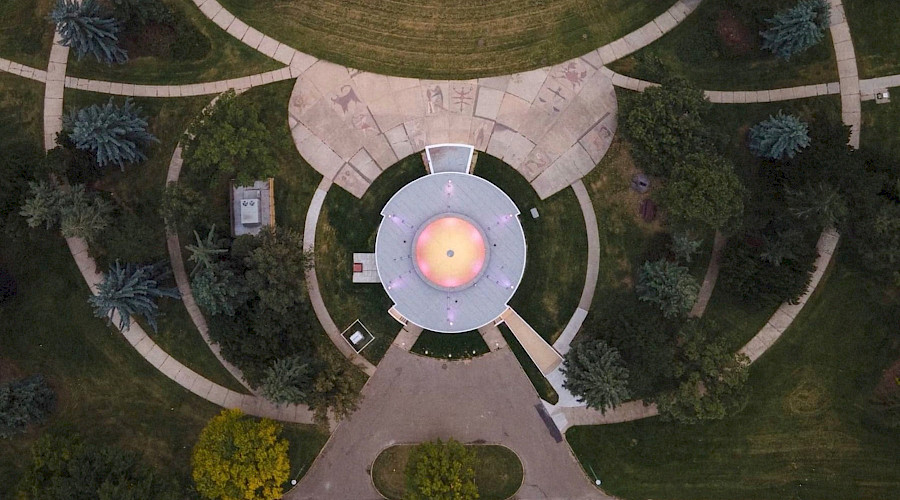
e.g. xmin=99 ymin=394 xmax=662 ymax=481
xmin=659 ymin=153 xmax=744 ymax=231
xmin=191 ymin=409 xmax=289 ymax=500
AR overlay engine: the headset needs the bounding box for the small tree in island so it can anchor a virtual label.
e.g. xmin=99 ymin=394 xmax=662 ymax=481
xmin=404 ymin=438 xmax=479 ymax=500
xmin=562 ymin=339 xmax=631 ymax=413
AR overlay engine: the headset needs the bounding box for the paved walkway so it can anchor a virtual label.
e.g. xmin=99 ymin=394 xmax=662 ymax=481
xmin=164 ymin=142 xmax=257 ymax=394
xmin=689 ymin=231 xmax=726 ymax=317
xmin=302 ymin=178 xmax=377 ymax=376
xmin=288 ymin=345 xmax=608 ymax=500
xmin=829 ymin=0 xmax=862 ymax=148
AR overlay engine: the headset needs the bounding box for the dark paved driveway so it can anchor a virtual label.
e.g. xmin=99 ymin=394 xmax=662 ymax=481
xmin=288 ymin=345 xmax=610 ymax=499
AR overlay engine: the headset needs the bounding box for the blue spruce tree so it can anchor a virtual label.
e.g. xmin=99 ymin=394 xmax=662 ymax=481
xmin=50 ymin=0 xmax=128 ymax=64
xmin=748 ymin=111 xmax=811 ymax=160
xmin=760 ymin=0 xmax=831 ymax=60
xmin=90 ymin=261 xmax=180 ymax=332
xmin=64 ymin=98 xmax=157 ymax=169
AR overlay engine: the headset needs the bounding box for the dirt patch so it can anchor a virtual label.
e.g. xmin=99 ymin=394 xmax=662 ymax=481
xmin=0 ymin=358 xmax=24 ymax=384
xmin=716 ymin=10 xmax=755 ymax=56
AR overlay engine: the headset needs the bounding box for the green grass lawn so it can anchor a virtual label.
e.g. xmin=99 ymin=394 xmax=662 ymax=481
xmin=567 ymin=262 xmax=900 ymax=500
xmin=372 ymin=443 xmax=523 ymax=500
xmin=66 ymin=0 xmax=280 ymax=84
xmin=281 ymin=423 xmax=330 ymax=491
xmin=609 ymin=0 xmax=838 ymax=90
xmin=410 ymin=330 xmax=490 ymax=360
xmin=0 ymin=0 xmax=54 ymax=69
xmin=861 ymin=100 xmax=900 ymax=157
xmin=498 ymin=323 xmax=559 ymax=404
xmin=474 ymin=155 xmax=587 ymax=344
xmin=844 ymin=0 xmax=900 ymax=78
xmin=316 ymin=156 xmax=426 ymax=364
xmin=216 ymin=0 xmax=673 ymax=79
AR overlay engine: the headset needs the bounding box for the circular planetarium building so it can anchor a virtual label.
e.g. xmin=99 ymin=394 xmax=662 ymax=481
xmin=375 ymin=172 xmax=527 ymax=333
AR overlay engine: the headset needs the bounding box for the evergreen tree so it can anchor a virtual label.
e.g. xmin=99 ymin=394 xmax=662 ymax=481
xmin=58 ymin=184 xmax=112 ymax=242
xmin=20 ymin=181 xmax=61 ymax=230
xmin=261 ymin=356 xmax=313 ymax=406
xmin=562 ymin=339 xmax=631 ymax=413
xmin=50 ymin=0 xmax=127 ymax=64
xmin=785 ymin=181 xmax=848 ymax=229
xmin=670 ymin=232 xmax=703 ymax=264
xmin=90 ymin=261 xmax=179 ymax=332
xmin=191 ymin=264 xmax=247 ymax=317
xmin=186 ymin=225 xmax=227 ymax=276
xmin=64 ymin=98 xmax=157 ymax=168
xmin=760 ymin=0 xmax=831 ymax=60
xmin=636 ymin=259 xmax=699 ymax=318
xmin=749 ymin=112 xmax=811 ymax=160
xmin=160 ymin=181 xmax=208 ymax=232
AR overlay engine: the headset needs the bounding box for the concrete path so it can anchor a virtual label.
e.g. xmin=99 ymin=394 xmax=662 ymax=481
xmin=689 ymin=231 xmax=726 ymax=318
xmin=501 ymin=308 xmax=563 ymax=375
xmin=829 ymin=0 xmax=862 ymax=148
xmin=43 ymin=34 xmax=68 ymax=151
xmin=164 ymin=142 xmax=257 ymax=394
xmin=302 ymin=178 xmax=378 ymax=376
xmin=288 ymin=345 xmax=608 ymax=500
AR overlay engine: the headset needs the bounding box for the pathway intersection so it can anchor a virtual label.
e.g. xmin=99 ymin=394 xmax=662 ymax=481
xmin=0 ymin=0 xmax=885 ymax=497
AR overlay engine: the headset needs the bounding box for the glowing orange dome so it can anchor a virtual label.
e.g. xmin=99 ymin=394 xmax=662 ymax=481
xmin=415 ymin=217 xmax=486 ymax=288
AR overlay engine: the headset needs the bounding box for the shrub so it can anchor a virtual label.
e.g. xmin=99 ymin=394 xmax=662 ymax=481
xmin=0 ymin=375 xmax=56 ymax=438
xmin=21 ymin=182 xmax=112 ymax=243
xmin=64 ymin=98 xmax=157 ymax=169
xmin=719 ymin=232 xmax=817 ymax=307
xmin=622 ymin=78 xmax=714 ymax=177
xmin=404 ymin=439 xmax=478 ymax=500
xmin=186 ymin=225 xmax=228 ymax=276
xmin=749 ymin=112 xmax=811 ymax=160
xmin=562 ymin=339 xmax=631 ymax=413
xmin=760 ymin=0 xmax=830 ymax=60
xmin=159 ymin=181 xmax=209 ymax=232
xmin=656 ymin=320 xmax=750 ymax=423
xmin=636 ymin=259 xmax=699 ymax=318
xmin=191 ymin=409 xmax=289 ymax=500
xmin=19 ymin=432 xmax=180 ymax=499
xmin=89 ymin=261 xmax=179 ymax=332
xmin=182 ymin=90 xmax=278 ymax=188
xmin=670 ymin=232 xmax=703 ymax=264
xmin=50 ymin=0 xmax=127 ymax=64
xmin=191 ymin=264 xmax=248 ymax=317
xmin=660 ymin=153 xmax=744 ymax=231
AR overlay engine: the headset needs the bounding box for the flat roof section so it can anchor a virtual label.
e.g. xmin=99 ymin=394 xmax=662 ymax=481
xmin=375 ymin=172 xmax=526 ymax=333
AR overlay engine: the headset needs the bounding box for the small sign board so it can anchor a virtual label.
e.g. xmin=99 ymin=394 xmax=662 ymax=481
xmin=340 ymin=320 xmax=375 ymax=354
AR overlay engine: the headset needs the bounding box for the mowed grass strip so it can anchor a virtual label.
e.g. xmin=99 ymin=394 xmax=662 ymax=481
xmin=216 ymin=0 xmax=673 ymax=78
xmin=567 ymin=264 xmax=900 ymax=500
xmin=372 ymin=443 xmax=523 ymax=500
xmin=0 ymin=0 xmax=54 ymax=69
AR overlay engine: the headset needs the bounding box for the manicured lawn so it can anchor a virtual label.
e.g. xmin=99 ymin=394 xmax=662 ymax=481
xmin=474 ymin=155 xmax=587 ymax=344
xmin=63 ymin=89 xmax=250 ymax=393
xmin=861 ymin=100 xmax=900 ymax=157
xmin=216 ymin=0 xmax=672 ymax=78
xmin=372 ymin=443 xmax=523 ymax=500
xmin=0 ymin=0 xmax=54 ymax=69
xmin=316 ymin=156 xmax=426 ymax=363
xmin=609 ymin=0 xmax=838 ymax=89
xmin=498 ymin=323 xmax=559 ymax=404
xmin=281 ymin=423 xmax=330 ymax=491
xmin=410 ymin=330 xmax=489 ymax=360
xmin=567 ymin=263 xmax=900 ymax=500
xmin=66 ymin=0 xmax=280 ymax=84
xmin=844 ymin=0 xmax=900 ymax=78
